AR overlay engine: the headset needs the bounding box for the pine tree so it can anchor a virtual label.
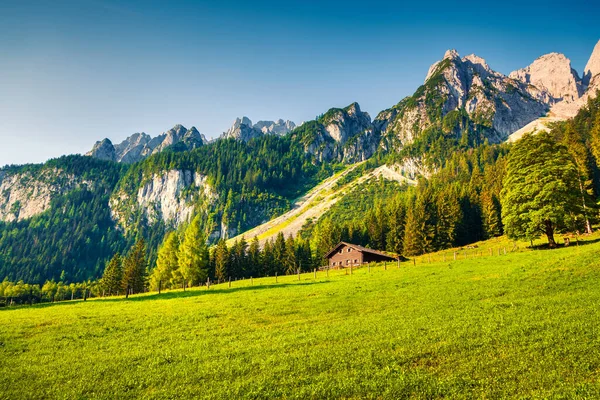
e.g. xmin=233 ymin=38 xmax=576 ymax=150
xmin=150 ymin=232 xmax=179 ymax=292
xmin=214 ymin=239 xmax=229 ymax=282
xmin=481 ymin=191 xmax=502 ymax=239
xmin=261 ymin=239 xmax=274 ymax=276
xmin=284 ymin=235 xmax=297 ymax=275
xmin=435 ymin=186 xmax=462 ymax=249
xmin=273 ymin=232 xmax=287 ymax=275
xmin=501 ymin=132 xmax=584 ymax=247
xmin=102 ymin=253 xmax=123 ymax=296
xmin=122 ymin=239 xmax=148 ymax=298
xmin=385 ymin=197 xmax=406 ymax=255
xmin=178 ymin=215 xmax=209 ymax=288
xmin=247 ymin=236 xmax=261 ymax=277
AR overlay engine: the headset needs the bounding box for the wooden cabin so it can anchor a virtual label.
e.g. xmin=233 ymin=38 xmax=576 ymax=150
xmin=324 ymin=242 xmax=398 ymax=268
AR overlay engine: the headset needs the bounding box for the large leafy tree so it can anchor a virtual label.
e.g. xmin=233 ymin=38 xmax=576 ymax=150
xmin=501 ymin=132 xmax=584 ymax=247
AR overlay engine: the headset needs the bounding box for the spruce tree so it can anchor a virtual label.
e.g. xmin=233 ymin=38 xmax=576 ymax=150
xmin=214 ymin=239 xmax=229 ymax=282
xmin=178 ymin=215 xmax=209 ymax=288
xmin=150 ymin=232 xmax=179 ymax=292
xmin=102 ymin=253 xmax=123 ymax=296
xmin=284 ymin=235 xmax=297 ymax=275
xmin=122 ymin=239 xmax=148 ymax=298
xmin=247 ymin=236 xmax=261 ymax=277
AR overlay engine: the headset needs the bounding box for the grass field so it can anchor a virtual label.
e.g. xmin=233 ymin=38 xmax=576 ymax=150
xmin=2 ymin=236 xmax=600 ymax=399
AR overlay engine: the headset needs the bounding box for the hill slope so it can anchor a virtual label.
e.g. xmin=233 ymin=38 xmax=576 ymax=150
xmin=2 ymin=234 xmax=600 ymax=399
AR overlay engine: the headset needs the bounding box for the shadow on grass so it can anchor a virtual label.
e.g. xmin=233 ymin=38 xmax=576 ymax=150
xmin=1 ymin=280 xmax=329 ymax=310
xmin=530 ymin=237 xmax=600 ymax=250
xmin=118 ymin=280 xmax=328 ymax=303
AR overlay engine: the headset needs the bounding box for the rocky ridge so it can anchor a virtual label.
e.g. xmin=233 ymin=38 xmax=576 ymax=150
xmin=292 ymin=102 xmax=379 ymax=163
xmin=87 ymin=125 xmax=208 ymax=164
xmin=375 ymin=49 xmax=549 ymax=147
xmin=221 ymin=118 xmax=296 ymax=141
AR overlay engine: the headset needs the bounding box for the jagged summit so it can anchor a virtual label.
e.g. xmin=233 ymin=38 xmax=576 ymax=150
xmin=509 ymin=52 xmax=583 ymax=103
xmin=222 ymin=117 xmax=296 ymax=141
xmin=584 ymin=39 xmax=600 ymax=88
xmin=87 ymin=124 xmax=207 ymax=164
xmin=389 ymin=48 xmax=548 ymax=146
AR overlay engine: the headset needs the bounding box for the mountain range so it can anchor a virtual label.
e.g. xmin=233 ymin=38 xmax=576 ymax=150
xmin=1 ymin=39 xmax=600 ymax=283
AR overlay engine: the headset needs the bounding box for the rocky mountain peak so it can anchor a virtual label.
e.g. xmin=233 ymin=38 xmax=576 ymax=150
xmin=223 ymin=117 xmax=296 ymax=141
xmin=444 ymin=49 xmax=460 ymax=60
xmin=584 ymin=39 xmax=600 ymax=88
xmin=86 ymin=138 xmax=116 ymax=162
xmin=509 ymin=52 xmax=583 ymax=103
xmin=88 ymin=125 xmax=207 ymax=164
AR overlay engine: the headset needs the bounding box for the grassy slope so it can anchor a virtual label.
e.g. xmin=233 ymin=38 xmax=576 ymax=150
xmin=2 ymin=236 xmax=600 ymax=399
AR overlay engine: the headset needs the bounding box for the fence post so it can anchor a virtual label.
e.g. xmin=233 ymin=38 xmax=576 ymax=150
xmin=327 ymin=267 xmax=329 ymax=278
xmin=504 ymin=247 xmax=506 ymax=255
xmin=229 ymin=277 xmax=231 ymax=288
xmin=314 ymin=268 xmax=316 ymax=279
xmin=413 ymin=258 xmax=416 ymax=266
xmin=251 ymin=276 xmax=253 ymax=285
xmin=298 ymin=269 xmax=300 ymax=281
xmin=454 ymin=252 xmax=457 ymax=261
xmin=384 ymin=262 xmax=387 ymax=271
xmin=368 ymin=263 xmax=371 ymax=273
xmin=397 ymin=259 xmax=400 ymax=269
xmin=275 ymin=273 xmax=278 ymax=283
xmin=350 ymin=264 xmax=353 ymax=275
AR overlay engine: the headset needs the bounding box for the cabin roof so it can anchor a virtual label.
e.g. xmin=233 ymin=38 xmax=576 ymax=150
xmin=324 ymin=241 xmax=398 ymax=260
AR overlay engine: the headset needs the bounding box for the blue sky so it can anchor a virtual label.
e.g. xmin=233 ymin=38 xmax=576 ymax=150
xmin=0 ymin=0 xmax=598 ymax=165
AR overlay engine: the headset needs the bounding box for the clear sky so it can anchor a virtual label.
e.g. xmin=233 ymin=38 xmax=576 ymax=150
xmin=0 ymin=0 xmax=598 ymax=166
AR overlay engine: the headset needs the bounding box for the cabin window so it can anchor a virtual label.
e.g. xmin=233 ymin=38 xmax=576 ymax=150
xmin=346 ymin=260 xmax=349 ymax=265
xmin=354 ymin=259 xmax=358 ymax=263
xmin=347 ymin=248 xmax=351 ymax=252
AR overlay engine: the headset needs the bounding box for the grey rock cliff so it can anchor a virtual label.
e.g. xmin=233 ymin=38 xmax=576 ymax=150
xmin=88 ymin=125 xmax=207 ymax=164
xmin=86 ymin=138 xmax=116 ymax=162
xmin=509 ymin=52 xmax=583 ymax=103
xmin=222 ymin=117 xmax=296 ymax=141
xmin=293 ymin=102 xmax=378 ymax=163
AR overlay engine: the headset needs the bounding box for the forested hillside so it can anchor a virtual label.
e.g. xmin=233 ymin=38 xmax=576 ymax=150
xmin=0 ymin=135 xmax=331 ymax=284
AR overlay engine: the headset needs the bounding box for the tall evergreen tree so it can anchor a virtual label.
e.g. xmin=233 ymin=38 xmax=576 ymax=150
xmin=102 ymin=253 xmax=123 ymax=296
xmin=122 ymin=239 xmax=148 ymax=298
xmin=150 ymin=231 xmax=179 ymax=292
xmin=178 ymin=215 xmax=209 ymax=288
xmin=284 ymin=235 xmax=297 ymax=275
xmin=247 ymin=236 xmax=261 ymax=277
xmin=214 ymin=239 xmax=229 ymax=282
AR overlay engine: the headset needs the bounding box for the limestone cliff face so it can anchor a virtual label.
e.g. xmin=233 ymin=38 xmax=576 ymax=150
xmin=0 ymin=169 xmax=89 ymax=222
xmin=375 ymin=49 xmax=549 ymax=147
xmin=509 ymin=53 xmax=583 ymax=104
xmin=584 ymin=40 xmax=600 ymax=88
xmin=87 ymin=125 xmax=207 ymax=164
xmin=109 ymin=170 xmax=217 ymax=231
xmin=509 ymin=39 xmax=600 ymax=134
xmin=293 ymin=102 xmax=379 ymax=163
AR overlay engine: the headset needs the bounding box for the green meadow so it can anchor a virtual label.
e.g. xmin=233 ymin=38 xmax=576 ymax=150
xmin=2 ymin=236 xmax=600 ymax=399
